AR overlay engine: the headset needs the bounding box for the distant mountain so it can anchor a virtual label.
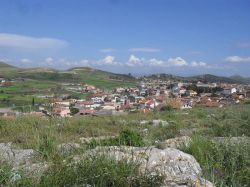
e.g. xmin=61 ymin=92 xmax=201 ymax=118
xmin=230 ymin=75 xmax=250 ymax=84
xmin=145 ymin=73 xmax=249 ymax=84
xmin=188 ymin=74 xmax=243 ymax=84
xmin=0 ymin=61 xmax=249 ymax=87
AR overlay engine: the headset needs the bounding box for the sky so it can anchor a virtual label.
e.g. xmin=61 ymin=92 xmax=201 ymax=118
xmin=0 ymin=0 xmax=250 ymax=76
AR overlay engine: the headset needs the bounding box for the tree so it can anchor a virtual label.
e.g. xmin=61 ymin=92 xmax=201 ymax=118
xmin=70 ymin=107 xmax=79 ymax=115
xmin=32 ymin=97 xmax=35 ymax=106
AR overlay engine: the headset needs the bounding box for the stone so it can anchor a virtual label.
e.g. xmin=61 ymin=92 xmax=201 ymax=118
xmin=79 ymin=136 xmax=116 ymax=144
xmin=139 ymin=119 xmax=169 ymax=126
xmin=140 ymin=120 xmax=149 ymax=125
xmin=159 ymin=136 xmax=191 ymax=149
xmin=152 ymin=119 xmax=169 ymax=126
xmin=87 ymin=146 xmax=214 ymax=187
xmin=18 ymin=162 xmax=49 ymax=179
xmin=0 ymin=143 xmax=36 ymax=167
xmin=57 ymin=143 xmax=81 ymax=154
xmin=10 ymin=171 xmax=22 ymax=182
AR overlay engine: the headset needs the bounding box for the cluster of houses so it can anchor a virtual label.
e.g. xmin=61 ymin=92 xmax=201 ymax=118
xmin=1 ymin=76 xmax=250 ymax=118
xmin=48 ymin=80 xmax=250 ymax=117
xmin=0 ymin=77 xmax=12 ymax=87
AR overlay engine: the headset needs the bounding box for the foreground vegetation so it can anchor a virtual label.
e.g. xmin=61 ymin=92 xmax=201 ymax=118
xmin=0 ymin=104 xmax=249 ymax=186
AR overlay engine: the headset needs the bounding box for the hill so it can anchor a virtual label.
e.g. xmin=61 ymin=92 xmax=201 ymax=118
xmin=1 ymin=61 xmax=249 ymax=87
xmin=145 ymin=73 xmax=249 ymax=84
xmin=230 ymin=75 xmax=250 ymax=84
xmin=0 ymin=61 xmax=18 ymax=69
xmin=0 ymin=62 xmax=136 ymax=89
xmin=0 ymin=61 xmax=19 ymax=78
xmin=188 ymin=74 xmax=244 ymax=84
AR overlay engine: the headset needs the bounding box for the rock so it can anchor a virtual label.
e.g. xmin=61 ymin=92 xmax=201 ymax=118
xmin=87 ymin=146 xmax=214 ymax=187
xmin=152 ymin=119 xmax=169 ymax=126
xmin=79 ymin=136 xmax=116 ymax=144
xmin=57 ymin=143 xmax=81 ymax=154
xmin=118 ymin=119 xmax=128 ymax=125
xmin=140 ymin=120 xmax=149 ymax=125
xmin=18 ymin=162 xmax=49 ymax=179
xmin=159 ymin=136 xmax=191 ymax=149
xmin=139 ymin=119 xmax=169 ymax=126
xmin=0 ymin=143 xmax=36 ymax=167
xmin=141 ymin=128 xmax=149 ymax=135
xmin=10 ymin=171 xmax=22 ymax=182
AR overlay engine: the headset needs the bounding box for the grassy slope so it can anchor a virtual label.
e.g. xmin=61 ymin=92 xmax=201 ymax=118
xmin=0 ymin=62 xmax=19 ymax=78
xmin=0 ymin=104 xmax=249 ymax=186
xmin=17 ymin=67 xmax=136 ymax=89
xmin=0 ymin=62 xmax=136 ymax=89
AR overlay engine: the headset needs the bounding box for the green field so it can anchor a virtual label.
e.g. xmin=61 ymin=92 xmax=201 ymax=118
xmin=0 ymin=80 xmax=58 ymax=92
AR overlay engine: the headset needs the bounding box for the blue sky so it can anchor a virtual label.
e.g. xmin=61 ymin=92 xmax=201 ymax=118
xmin=0 ymin=0 xmax=250 ymax=76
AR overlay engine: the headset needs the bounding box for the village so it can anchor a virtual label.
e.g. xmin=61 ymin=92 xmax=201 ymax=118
xmin=1 ymin=76 xmax=250 ymax=117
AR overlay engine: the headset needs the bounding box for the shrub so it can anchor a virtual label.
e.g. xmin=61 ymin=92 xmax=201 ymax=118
xmin=159 ymin=105 xmax=172 ymax=112
xmin=70 ymin=107 xmax=79 ymax=115
xmin=118 ymin=129 xmax=144 ymax=146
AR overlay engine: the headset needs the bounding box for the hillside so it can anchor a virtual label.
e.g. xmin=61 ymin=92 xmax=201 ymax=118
xmin=145 ymin=73 xmax=249 ymax=84
xmin=188 ymin=74 xmax=244 ymax=84
xmin=0 ymin=105 xmax=249 ymax=186
xmin=1 ymin=61 xmax=249 ymax=87
xmin=230 ymin=75 xmax=250 ymax=84
xmin=0 ymin=62 xmax=136 ymax=89
xmin=0 ymin=61 xmax=17 ymax=69
xmin=0 ymin=62 xmax=19 ymax=78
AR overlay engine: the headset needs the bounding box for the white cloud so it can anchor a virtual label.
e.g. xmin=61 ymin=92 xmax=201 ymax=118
xmin=0 ymin=33 xmax=68 ymax=49
xmin=21 ymin=58 xmax=32 ymax=64
xmin=225 ymin=56 xmax=250 ymax=63
xmin=45 ymin=57 xmax=54 ymax=65
xmin=99 ymin=48 xmax=115 ymax=53
xmin=148 ymin=58 xmax=164 ymax=66
xmin=126 ymin=55 xmax=144 ymax=67
xmin=167 ymin=57 xmax=188 ymax=66
xmin=129 ymin=48 xmax=160 ymax=53
xmin=191 ymin=61 xmax=207 ymax=67
xmin=103 ymin=55 xmax=115 ymax=64
xmin=96 ymin=55 xmax=120 ymax=66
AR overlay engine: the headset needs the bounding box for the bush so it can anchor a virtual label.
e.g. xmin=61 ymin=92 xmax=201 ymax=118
xmin=118 ymin=129 xmax=144 ymax=146
xmin=159 ymin=105 xmax=172 ymax=111
xmin=70 ymin=107 xmax=79 ymax=115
